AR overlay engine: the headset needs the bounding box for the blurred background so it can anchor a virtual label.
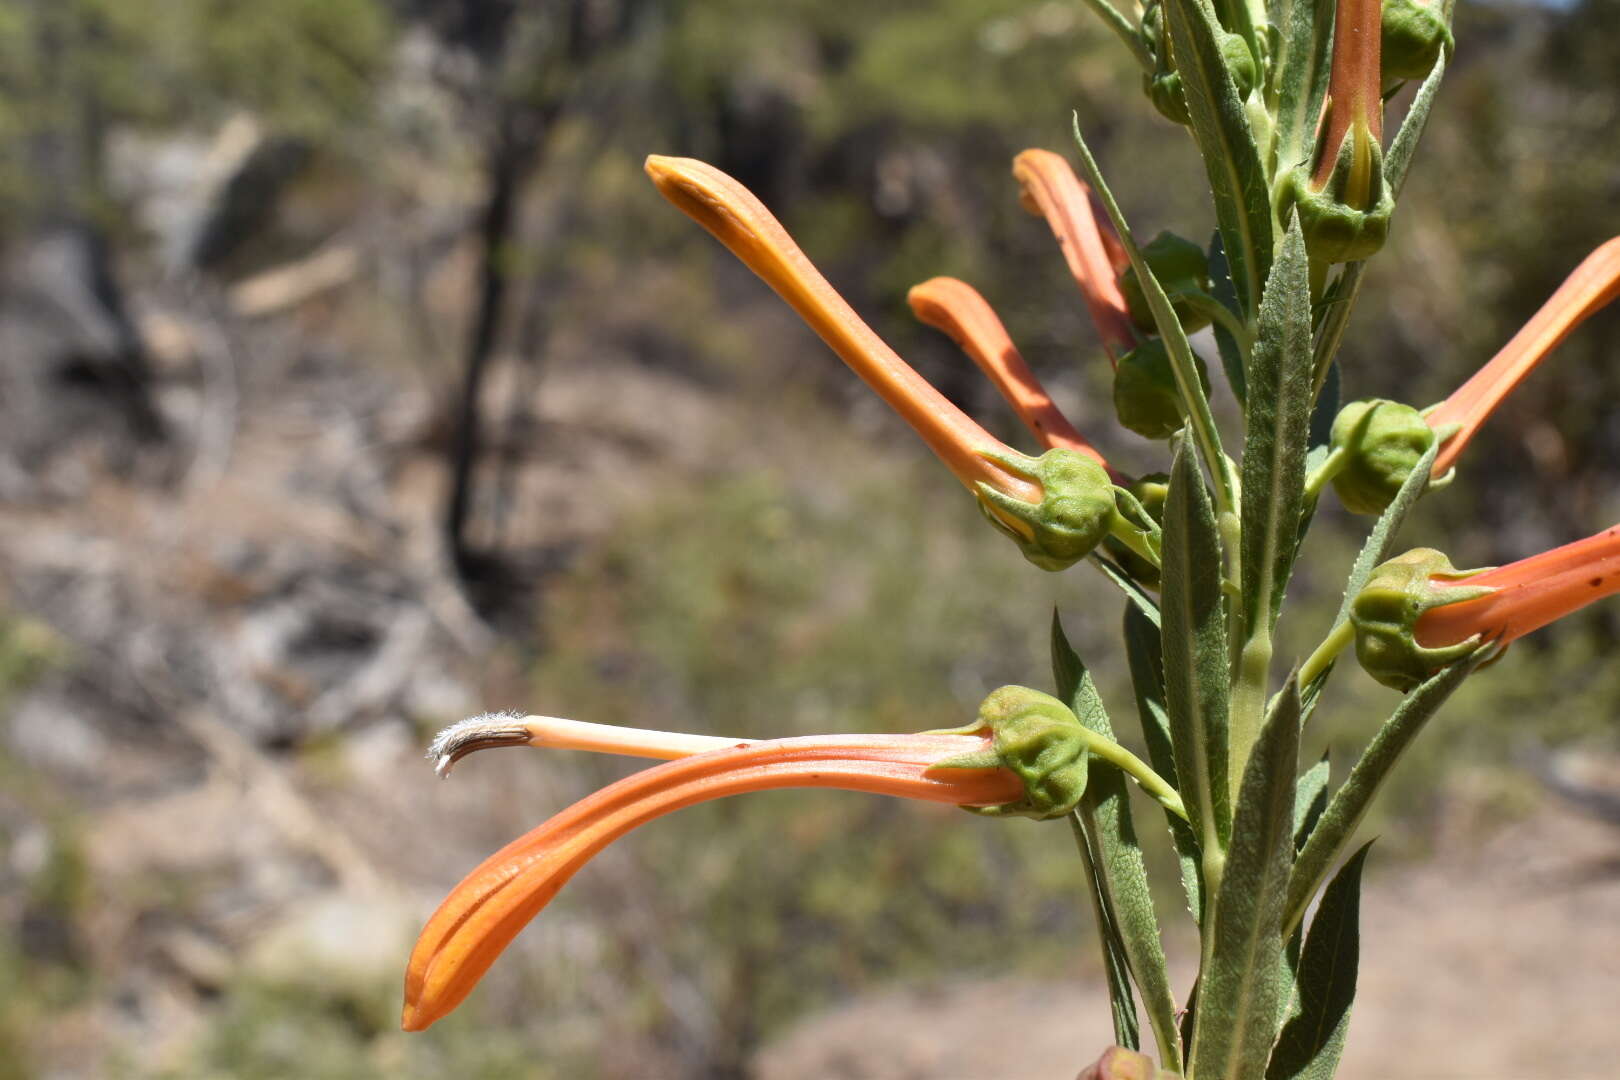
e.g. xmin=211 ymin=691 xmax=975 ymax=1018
xmin=0 ymin=0 xmax=1617 ymax=1076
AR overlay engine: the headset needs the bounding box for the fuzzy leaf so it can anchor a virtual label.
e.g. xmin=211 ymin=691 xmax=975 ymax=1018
xmin=1268 ymin=844 xmax=1370 ymax=1080
xmin=1273 ymin=0 xmax=1335 ymax=179
xmin=1189 ymin=678 xmax=1301 ymax=1080
xmin=1241 ymin=216 xmax=1314 ymax=637
xmin=1162 ymin=0 xmax=1273 ymax=316
xmin=1160 ymin=436 xmax=1231 ymax=851
xmin=1293 ymin=753 xmax=1332 ymax=852
xmin=1055 ymin=614 xmax=1183 ymax=1070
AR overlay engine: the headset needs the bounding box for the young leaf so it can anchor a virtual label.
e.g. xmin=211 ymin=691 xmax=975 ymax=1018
xmin=1124 ymin=603 xmax=1204 ymax=923
xmin=1208 ymin=232 xmax=1248 ymax=405
xmin=1285 ymin=654 xmax=1483 ymax=934
xmin=1241 ymin=215 xmax=1314 ymax=639
xmin=1267 ymin=844 xmax=1371 ymax=1080
xmin=1161 ymin=0 xmax=1273 ymax=316
xmin=1189 ymin=677 xmax=1301 ymax=1080
xmin=1160 ymin=436 xmax=1232 ymax=851
xmin=1093 ymin=553 xmax=1164 ymax=629
xmin=1054 ymin=614 xmax=1183 ymax=1071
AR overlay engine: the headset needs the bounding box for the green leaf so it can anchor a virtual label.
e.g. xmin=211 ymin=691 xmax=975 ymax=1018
xmin=1091 ymin=552 xmax=1164 ymax=629
xmin=1124 ymin=603 xmax=1204 ymax=923
xmin=1161 ymin=0 xmax=1273 ymax=317
xmin=1072 ymin=813 xmax=1143 ymax=1051
xmin=1284 ymin=654 xmax=1483 ymax=934
xmin=1071 ymin=120 xmax=1232 ymax=510
xmin=1293 ymin=752 xmax=1331 ymax=852
xmin=1189 ymin=677 xmax=1301 ymax=1080
xmin=1385 ymin=52 xmax=1450 ymax=196
xmin=1054 ymin=614 xmax=1183 ymax=1071
xmin=1272 ymin=0 xmax=1335 ymax=179
xmin=1267 ymin=844 xmax=1370 ymax=1080
xmin=1240 ymin=215 xmax=1314 ymax=639
xmin=1160 ymin=436 xmax=1231 ymax=851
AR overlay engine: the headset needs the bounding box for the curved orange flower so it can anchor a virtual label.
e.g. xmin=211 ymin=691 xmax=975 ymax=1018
xmin=1415 ymin=523 xmax=1620 ymax=648
xmin=402 ymin=716 xmax=1021 ymax=1031
xmin=1011 ymin=149 xmax=1137 ymax=359
xmin=907 ymin=275 xmax=1113 ymax=474
xmin=1427 ymin=237 xmax=1620 ymax=475
xmin=644 ymin=154 xmax=1040 ymax=507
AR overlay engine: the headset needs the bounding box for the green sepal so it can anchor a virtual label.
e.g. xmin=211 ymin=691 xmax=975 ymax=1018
xmin=1121 ymin=231 xmax=1215 ymax=335
xmin=1114 ymin=340 xmax=1213 ymax=441
xmin=1349 ymin=548 xmax=1495 ymax=690
xmin=1382 ymin=0 xmax=1453 ymax=82
xmin=938 ymin=686 xmax=1093 ymax=820
xmin=975 ymin=448 xmax=1118 ymax=571
xmin=1328 ymin=399 xmax=1436 ymax=515
xmin=1279 ymin=125 xmax=1395 ymax=266
xmin=1107 ymin=472 xmax=1171 ymax=587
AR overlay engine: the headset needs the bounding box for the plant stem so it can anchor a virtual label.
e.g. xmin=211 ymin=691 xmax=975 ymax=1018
xmin=1302 ymin=444 xmax=1350 ymax=499
xmin=1299 ymin=617 xmax=1357 ymax=688
xmin=1079 ymin=729 xmax=1191 ymax=822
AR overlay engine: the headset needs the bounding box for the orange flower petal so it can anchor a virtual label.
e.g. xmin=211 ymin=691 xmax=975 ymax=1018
xmin=908 ymin=276 xmax=1114 ymax=473
xmin=402 ymin=733 xmax=1019 ymax=1031
xmin=644 ymin=154 xmax=1037 ymax=504
xmin=1011 ymin=149 xmax=1137 ymax=358
xmin=1416 ymin=524 xmax=1620 ymax=647
xmin=1428 ymin=237 xmax=1620 ymax=475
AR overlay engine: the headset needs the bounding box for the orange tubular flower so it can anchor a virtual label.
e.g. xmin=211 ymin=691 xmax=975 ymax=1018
xmin=1010 ymin=150 xmax=1138 ymax=359
xmin=907 ymin=275 xmax=1114 ymax=474
xmin=402 ymin=716 xmax=1021 ymax=1032
xmin=1314 ymin=0 xmax=1383 ymax=194
xmin=1415 ymin=524 xmax=1620 ymax=649
xmin=643 ymin=154 xmax=1039 ymax=508
xmin=1426 ymin=237 xmax=1620 ymax=476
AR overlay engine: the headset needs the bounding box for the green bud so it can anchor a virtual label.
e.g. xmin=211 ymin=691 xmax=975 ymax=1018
xmin=1105 ymin=472 xmax=1169 ymax=587
xmin=1382 ymin=0 xmax=1453 ymax=82
xmin=942 ymin=686 xmax=1092 ymax=820
xmin=1279 ymin=128 xmax=1395 ymax=266
xmin=1114 ymin=339 xmax=1212 ymax=441
xmin=1329 ymin=399 xmax=1435 ymax=515
xmin=1140 ymin=2 xmax=1191 ymax=125
xmin=976 ymin=448 xmax=1117 ymax=572
xmin=1350 ymin=549 xmax=1494 ymax=691
xmin=1120 ymin=231 xmax=1214 ymax=335
xmin=1078 ymin=1046 xmax=1182 ymax=1080
xmin=1220 ymin=30 xmax=1258 ymax=100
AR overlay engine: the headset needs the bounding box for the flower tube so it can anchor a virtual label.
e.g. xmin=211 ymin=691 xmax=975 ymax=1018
xmin=402 ymin=722 xmax=1023 ymax=1031
xmin=906 ymin=275 xmax=1112 ymax=471
xmin=1010 ymin=149 xmax=1138 ymax=358
xmin=1426 ymin=237 xmax=1620 ymax=476
xmin=644 ymin=154 xmax=1123 ymax=571
xmin=1415 ymin=524 xmax=1620 ymax=649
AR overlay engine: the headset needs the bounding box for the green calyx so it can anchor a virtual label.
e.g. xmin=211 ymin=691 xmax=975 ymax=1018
xmin=1329 ymin=399 xmax=1436 ymax=514
xmin=1120 ymin=231 xmax=1214 ymax=335
xmin=1105 ymin=472 xmax=1169 ymax=587
xmin=1280 ymin=121 xmax=1396 ymax=266
xmin=1350 ymin=548 xmax=1494 ymax=690
xmin=937 ymin=686 xmax=1093 ymax=820
xmin=1114 ymin=339 xmax=1212 ymax=441
xmin=1383 ymin=0 xmax=1454 ymax=82
xmin=975 ymin=448 xmax=1117 ymax=572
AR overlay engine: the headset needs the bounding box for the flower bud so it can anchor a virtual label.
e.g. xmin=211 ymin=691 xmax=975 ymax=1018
xmin=1382 ymin=0 xmax=1453 ymax=82
xmin=1120 ymin=231 xmax=1214 ymax=335
xmin=1350 ymin=549 xmax=1493 ymax=690
xmin=1140 ymin=4 xmax=1256 ymax=123
xmin=941 ymin=686 xmax=1093 ymax=820
xmin=1114 ymin=339 xmax=1213 ymax=441
xmin=976 ymin=448 xmax=1119 ymax=571
xmin=1328 ymin=399 xmax=1435 ymax=515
